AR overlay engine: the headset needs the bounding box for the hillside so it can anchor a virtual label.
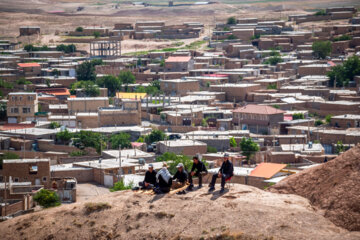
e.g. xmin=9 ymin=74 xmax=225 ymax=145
xmin=1 ymin=184 xmax=360 ymax=240
xmin=270 ymin=144 xmax=360 ymax=231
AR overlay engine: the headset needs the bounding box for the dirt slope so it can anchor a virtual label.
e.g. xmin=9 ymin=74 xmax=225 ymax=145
xmin=270 ymin=144 xmax=360 ymax=231
xmin=1 ymin=184 xmax=360 ymax=240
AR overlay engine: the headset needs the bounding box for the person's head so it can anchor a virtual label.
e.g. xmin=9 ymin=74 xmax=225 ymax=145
xmin=162 ymin=162 xmax=168 ymax=169
xmin=148 ymin=163 xmax=154 ymax=172
xmin=176 ymin=163 xmax=184 ymax=172
xmin=224 ymin=153 xmax=230 ymax=161
xmin=193 ymin=156 xmax=199 ymax=164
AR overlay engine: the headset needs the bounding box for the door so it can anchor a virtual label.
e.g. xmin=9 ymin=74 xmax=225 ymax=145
xmin=104 ymin=175 xmax=114 ymax=188
xmin=35 ymin=179 xmax=40 ymax=185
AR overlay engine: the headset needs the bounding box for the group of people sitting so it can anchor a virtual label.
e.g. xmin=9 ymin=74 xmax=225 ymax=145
xmin=137 ymin=154 xmax=234 ymax=194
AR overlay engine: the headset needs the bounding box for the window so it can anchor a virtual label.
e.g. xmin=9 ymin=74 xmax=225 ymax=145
xmin=29 ymin=165 xmax=38 ymax=174
xmin=23 ymin=107 xmax=31 ymax=114
xmin=27 ymin=96 xmax=33 ymax=101
xmin=19 ymin=96 xmax=22 ymax=101
xmin=14 ymin=177 xmax=19 ymax=182
xmin=11 ymin=96 xmax=16 ymax=101
xmin=42 ymin=177 xmax=47 ymax=182
xmin=11 ymin=108 xmax=19 ymax=114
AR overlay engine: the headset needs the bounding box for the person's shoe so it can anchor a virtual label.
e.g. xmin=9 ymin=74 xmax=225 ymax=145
xmin=186 ymin=185 xmax=193 ymax=191
xmin=219 ymin=188 xmax=225 ymax=194
xmin=208 ymin=187 xmax=215 ymax=192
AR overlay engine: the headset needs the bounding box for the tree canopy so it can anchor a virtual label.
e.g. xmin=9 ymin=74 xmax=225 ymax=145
xmin=239 ymin=137 xmax=260 ymax=162
xmin=312 ymin=41 xmax=331 ymax=59
xmin=109 ymin=133 xmax=131 ymax=149
xmin=227 ymin=17 xmax=236 ymax=25
xmin=118 ymin=70 xmax=135 ymax=91
xmin=145 ymin=129 xmax=166 ymax=144
xmin=96 ymin=75 xmax=122 ymax=97
xmin=327 ymin=56 xmax=360 ymax=87
xmin=76 ymin=59 xmax=103 ymax=81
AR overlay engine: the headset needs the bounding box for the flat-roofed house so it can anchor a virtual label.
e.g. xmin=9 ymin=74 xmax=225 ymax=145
xmin=7 ymin=92 xmax=38 ymax=123
xmin=165 ymin=56 xmax=194 ymax=72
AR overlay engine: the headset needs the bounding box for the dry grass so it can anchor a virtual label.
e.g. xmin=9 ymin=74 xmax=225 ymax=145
xmin=84 ymin=202 xmax=111 ymax=214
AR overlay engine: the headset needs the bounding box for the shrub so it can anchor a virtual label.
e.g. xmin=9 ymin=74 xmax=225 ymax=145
xmin=315 ymin=119 xmax=323 ymax=126
xmin=84 ymin=202 xmax=111 ymax=214
xmin=145 ymin=129 xmax=166 ymax=144
xmin=314 ymin=9 xmax=326 ymax=16
xmin=0 ymin=152 xmax=19 ymax=169
xmin=292 ymin=113 xmax=305 ymax=120
xmin=156 ymin=152 xmax=193 ymax=175
xmin=109 ymin=132 xmax=131 ymax=149
xmin=93 ymin=31 xmax=100 ymax=38
xmin=227 ymin=17 xmax=236 ymax=25
xmin=49 ymin=122 xmax=61 ymax=129
xmin=264 ymin=56 xmax=283 ymax=65
xmin=33 ymin=189 xmax=61 ymax=208
xmin=251 ymin=34 xmax=260 ymax=40
xmin=229 ymin=137 xmax=237 ymax=148
xmin=70 ymin=150 xmax=86 ymax=156
xmin=75 ymin=26 xmax=83 ymax=32
xmin=227 ymin=34 xmax=237 ymax=40
xmin=110 ymin=180 xmax=133 ymax=192
xmin=325 ymin=114 xmax=332 ymax=124
xmin=207 ymin=146 xmax=218 ymax=153
xmin=267 ymin=83 xmax=277 ymax=90
xmin=56 ymin=129 xmax=73 ymax=143
xmin=333 ymin=35 xmax=352 ymax=42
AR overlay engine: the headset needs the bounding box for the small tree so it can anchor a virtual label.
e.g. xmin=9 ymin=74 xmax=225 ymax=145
xmin=201 ymin=118 xmax=208 ymax=127
xmin=33 ymin=189 xmax=61 ymax=208
xmin=312 ymin=41 xmax=331 ymax=59
xmin=84 ymin=82 xmax=100 ymax=97
xmin=267 ymin=83 xmax=277 ymax=90
xmin=75 ymin=26 xmax=83 ymax=32
xmin=335 ymin=140 xmax=345 ymax=154
xmin=229 ymin=137 xmax=237 ymax=148
xmin=239 ymin=137 xmax=259 ymax=164
xmin=110 ymin=180 xmax=134 ymax=192
xmin=325 ymin=114 xmax=332 ymax=124
xmin=227 ymin=34 xmax=237 ymax=40
xmin=93 ymin=31 xmax=100 ymax=38
xmin=118 ymin=70 xmax=135 ymax=91
xmin=145 ymin=129 xmax=166 ymax=144
xmin=109 ymin=133 xmax=131 ymax=149
xmin=264 ymin=56 xmax=283 ymax=65
xmin=76 ymin=61 xmax=96 ymax=81
xmin=227 ymin=17 xmax=236 ymax=25
xmin=156 ymin=152 xmax=193 ymax=175
xmin=314 ymin=9 xmax=326 ymax=16
xmin=56 ymin=129 xmax=73 ymax=143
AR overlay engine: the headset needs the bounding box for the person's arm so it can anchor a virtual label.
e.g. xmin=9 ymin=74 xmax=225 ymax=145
xmin=201 ymin=162 xmax=208 ymax=173
xmin=144 ymin=171 xmax=150 ymax=183
xmin=191 ymin=163 xmax=195 ymax=172
xmin=173 ymin=171 xmax=179 ymax=181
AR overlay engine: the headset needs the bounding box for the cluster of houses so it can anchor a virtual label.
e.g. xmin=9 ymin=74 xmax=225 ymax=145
xmin=0 ymin=6 xmax=360 ymax=218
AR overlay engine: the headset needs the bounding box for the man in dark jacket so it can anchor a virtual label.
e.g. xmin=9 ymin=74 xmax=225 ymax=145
xmin=187 ymin=156 xmax=207 ymax=191
xmin=209 ymin=153 xmax=234 ymax=193
xmin=139 ymin=163 xmax=157 ymax=189
xmin=173 ymin=163 xmax=188 ymax=189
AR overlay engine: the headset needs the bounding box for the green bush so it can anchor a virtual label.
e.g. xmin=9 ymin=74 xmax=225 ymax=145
xmin=315 ymin=119 xmax=323 ymax=126
xmin=264 ymin=56 xmax=283 ymax=65
xmin=109 ymin=133 xmax=131 ymax=149
xmin=325 ymin=114 xmax=332 ymax=124
xmin=229 ymin=137 xmax=237 ymax=148
xmin=267 ymin=83 xmax=277 ymax=90
xmin=93 ymin=31 xmax=100 ymax=38
xmin=227 ymin=34 xmax=237 ymax=40
xmin=110 ymin=180 xmax=133 ymax=192
xmin=314 ymin=9 xmax=326 ymax=16
xmin=145 ymin=129 xmax=166 ymax=144
xmin=327 ymin=56 xmax=360 ymax=87
xmin=70 ymin=150 xmax=86 ymax=156
xmin=156 ymin=152 xmax=194 ymax=175
xmin=56 ymin=129 xmax=73 ymax=143
xmin=333 ymin=35 xmax=352 ymax=42
xmin=207 ymin=146 xmax=218 ymax=153
xmin=33 ymin=189 xmax=61 ymax=208
xmin=292 ymin=113 xmax=305 ymax=120
xmin=227 ymin=17 xmax=236 ymax=25
xmin=49 ymin=122 xmax=61 ymax=129
xmin=0 ymin=152 xmax=19 ymax=169
xmin=75 ymin=27 xmax=83 ymax=32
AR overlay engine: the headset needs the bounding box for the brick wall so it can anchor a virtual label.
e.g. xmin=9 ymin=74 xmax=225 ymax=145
xmin=51 ymin=168 xmax=94 ymax=183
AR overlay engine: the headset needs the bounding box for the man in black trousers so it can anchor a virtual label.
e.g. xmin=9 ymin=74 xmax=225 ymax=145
xmin=209 ymin=153 xmax=234 ymax=193
xmin=187 ymin=156 xmax=207 ymax=191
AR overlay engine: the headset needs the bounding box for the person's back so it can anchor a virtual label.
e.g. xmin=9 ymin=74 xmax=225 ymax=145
xmin=156 ymin=166 xmax=172 ymax=193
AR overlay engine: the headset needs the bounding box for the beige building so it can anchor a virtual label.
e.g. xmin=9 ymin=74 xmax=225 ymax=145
xmin=209 ymin=83 xmax=261 ymax=102
xmin=7 ymin=92 xmax=38 ymax=123
xmin=67 ymin=97 xmax=109 ymax=115
xmin=157 ymin=139 xmax=207 ymax=156
xmin=160 ymin=79 xmax=199 ymax=96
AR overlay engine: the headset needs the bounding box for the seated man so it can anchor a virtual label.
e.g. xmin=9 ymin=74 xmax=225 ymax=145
xmin=187 ymin=156 xmax=207 ymax=191
xmin=155 ymin=162 xmax=172 ymax=194
xmin=209 ymin=153 xmax=234 ymax=193
xmin=172 ymin=163 xmax=188 ymax=189
xmin=139 ymin=163 xmax=157 ymax=190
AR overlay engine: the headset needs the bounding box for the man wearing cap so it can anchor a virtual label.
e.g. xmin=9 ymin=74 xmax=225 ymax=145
xmin=187 ymin=156 xmax=207 ymax=191
xmin=139 ymin=163 xmax=157 ymax=190
xmin=172 ymin=163 xmax=188 ymax=190
xmin=209 ymin=153 xmax=234 ymax=193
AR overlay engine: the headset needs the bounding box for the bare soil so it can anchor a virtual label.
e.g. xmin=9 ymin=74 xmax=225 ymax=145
xmin=270 ymin=144 xmax=360 ymax=231
xmin=1 ymin=184 xmax=359 ymax=240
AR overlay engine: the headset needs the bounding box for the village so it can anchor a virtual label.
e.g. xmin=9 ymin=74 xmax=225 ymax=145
xmin=0 ymin=1 xmax=360 ymax=239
